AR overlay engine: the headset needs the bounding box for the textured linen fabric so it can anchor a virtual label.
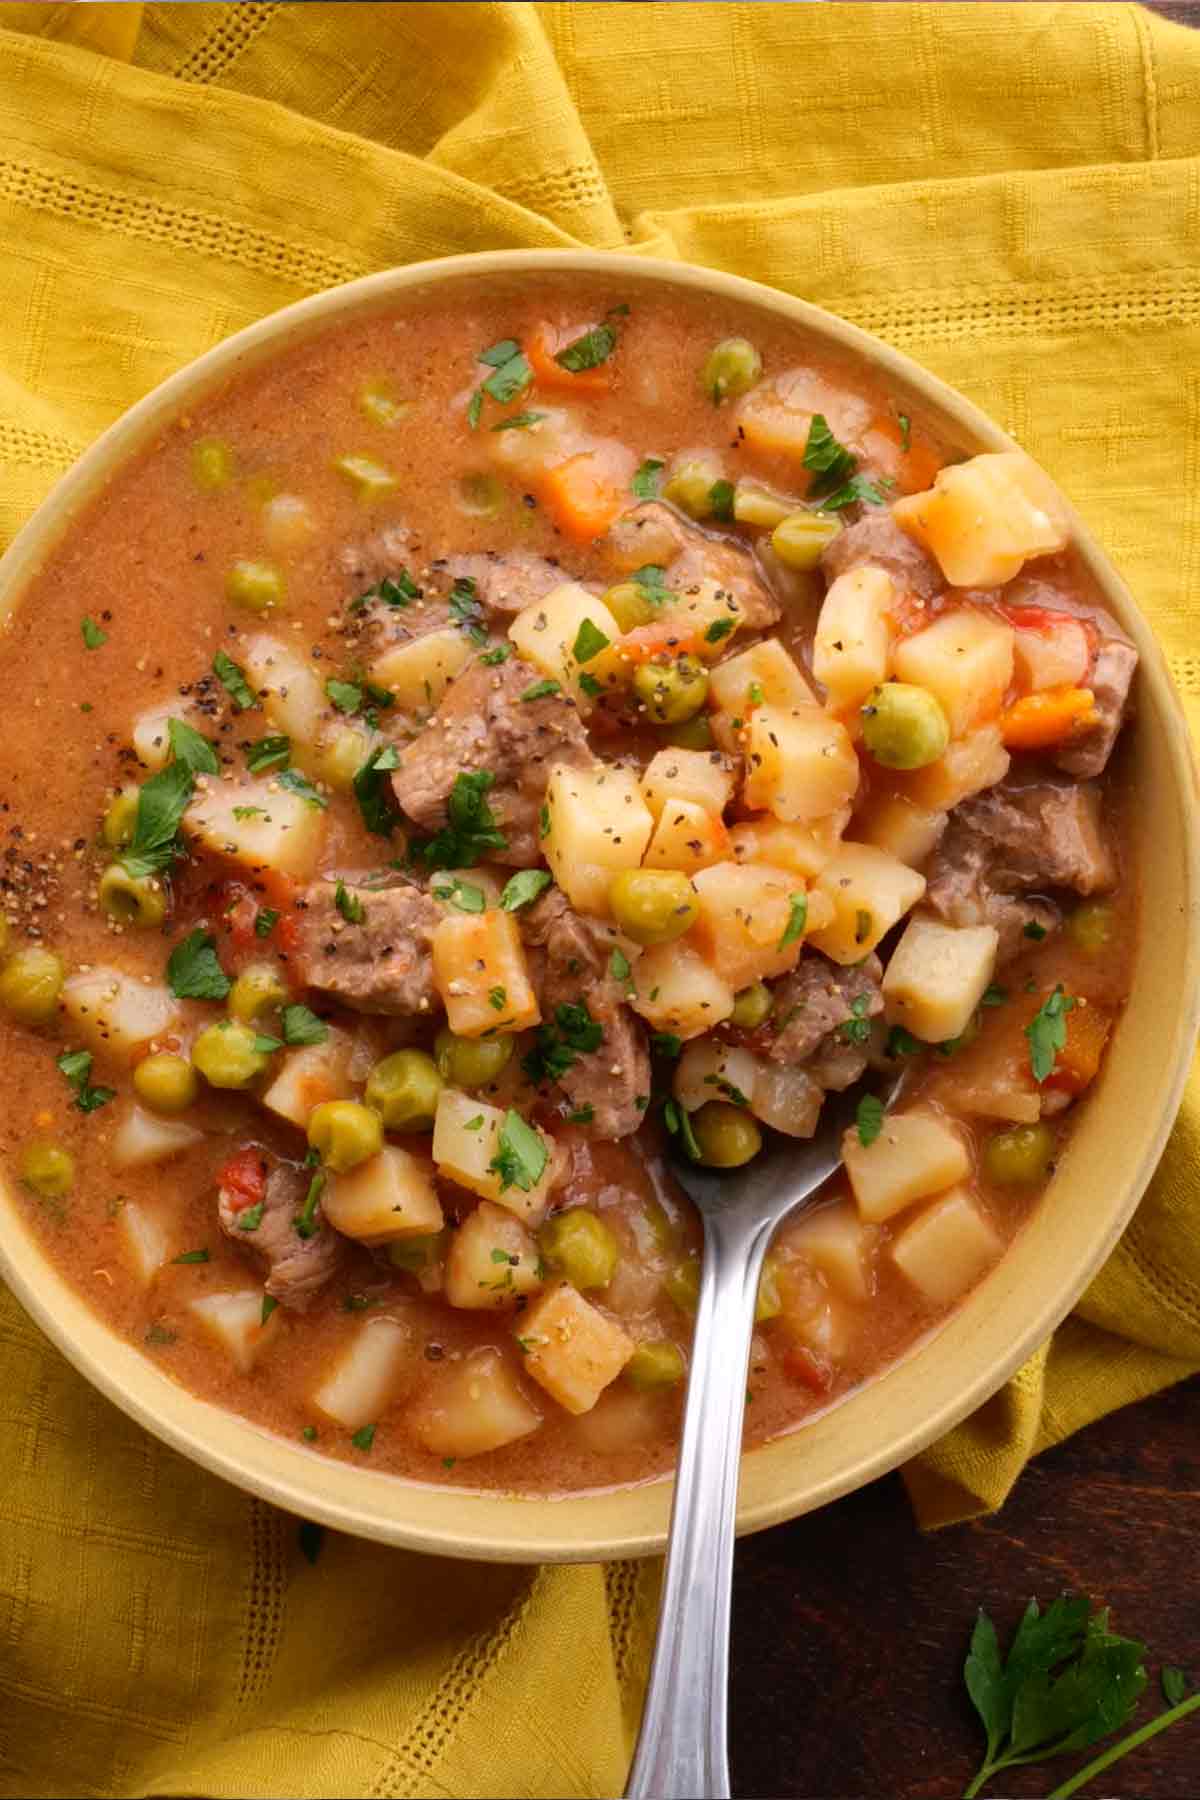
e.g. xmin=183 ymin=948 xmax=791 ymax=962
xmin=0 ymin=3 xmax=1198 ymax=1794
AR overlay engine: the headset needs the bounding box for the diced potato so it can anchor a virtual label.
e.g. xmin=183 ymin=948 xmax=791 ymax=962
xmin=643 ymin=798 xmax=730 ymax=874
xmin=658 ymin=577 xmax=744 ymax=664
xmin=734 ymin=367 xmax=872 ymax=462
xmin=743 ymin=705 xmax=860 ymax=823
xmin=813 ymin=566 xmax=895 ymax=709
xmin=517 ymin=1281 xmax=634 ymax=1415
xmin=542 ymin=763 xmax=655 ymax=917
xmin=728 ymin=809 xmax=849 ymax=880
xmin=508 ymin=582 xmax=623 ymax=706
xmin=629 ymin=942 xmax=734 ymax=1040
xmin=185 ymin=777 xmax=326 ymax=880
xmin=130 ymin=703 xmax=180 ymax=772
xmin=190 ymin=1290 xmax=280 ymax=1374
xmin=115 ymin=1199 xmax=171 ymax=1287
xmin=571 ymin=1387 xmax=671 ymax=1454
xmin=640 ymin=747 xmax=735 ymax=819
xmin=892 ymin=451 xmax=1071 ymax=588
xmin=674 ymin=1042 xmax=762 ymax=1112
xmin=241 ymin=633 xmax=326 ymax=744
xmin=853 ymin=792 xmax=946 ymax=868
xmin=310 ymin=1317 xmax=414 ymax=1429
xmin=690 ymin=861 xmax=809 ymax=989
xmin=843 ymin=1107 xmax=970 ymax=1223
xmin=1010 ymin=616 xmax=1091 ymax=693
xmin=773 ymin=1256 xmax=853 ymax=1359
xmin=431 ymin=1090 xmax=559 ymax=1223
xmin=444 ymin=1200 xmax=543 ymax=1311
xmin=61 ymin=968 xmax=177 ymax=1065
xmin=432 ymin=910 xmax=540 ymax=1037
xmin=111 ymin=1104 xmax=203 ymax=1170
xmin=323 ymin=1146 xmax=444 ymax=1245
xmin=709 ymin=639 xmax=817 ymax=715
xmin=371 ymin=627 xmax=473 ymax=711
xmin=891 ymin=610 xmax=1015 ymax=738
xmin=409 ymin=1346 xmax=542 ymax=1458
xmin=750 ymin=1063 xmax=824 ymax=1138
xmin=882 ymin=915 xmax=999 ymax=1043
xmin=807 ymin=843 xmax=926 ymax=965
xmin=899 ymin=724 xmax=1010 ymax=811
xmin=891 ymin=1187 xmax=1002 ymax=1304
xmin=783 ymin=1201 xmax=875 ymax=1302
xmin=260 ymin=1028 xmax=355 ymax=1129
xmin=428 ymin=865 xmax=505 ymax=910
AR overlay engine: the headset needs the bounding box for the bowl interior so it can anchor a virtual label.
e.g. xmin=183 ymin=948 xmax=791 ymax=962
xmin=0 ymin=251 xmax=1195 ymax=1562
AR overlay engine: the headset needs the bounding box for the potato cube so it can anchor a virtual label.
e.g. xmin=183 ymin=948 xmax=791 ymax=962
xmin=891 ymin=1187 xmax=1002 ymax=1304
xmin=432 ymin=910 xmax=540 ymax=1036
xmin=882 ymin=915 xmax=999 ymax=1043
xmin=690 ymin=861 xmax=809 ymax=989
xmin=773 ymin=1258 xmax=853 ymax=1359
xmin=190 ymin=1290 xmax=280 ymax=1374
xmin=241 ymin=633 xmax=326 ymax=744
xmin=371 ymin=627 xmax=473 ymax=711
xmin=185 ymin=776 xmax=326 ymax=880
xmin=260 ymin=1028 xmax=355 ymax=1129
xmin=643 ymin=798 xmax=730 ymax=874
xmin=542 ymin=763 xmax=655 ymax=917
xmin=508 ymin=582 xmax=623 ymax=706
xmin=743 ymin=705 xmax=860 ymax=823
xmin=892 ymin=451 xmax=1070 ymax=588
xmin=130 ymin=703 xmax=179 ymax=772
xmin=813 ymin=566 xmax=895 ymax=709
xmin=1010 ymin=616 xmax=1091 ymax=693
xmin=734 ymin=367 xmax=872 ymax=461
xmin=853 ymin=792 xmax=946 ymax=868
xmin=899 ymin=724 xmax=1010 ymax=811
xmin=749 ymin=1063 xmax=824 ymax=1138
xmin=728 ymin=809 xmax=849 ymax=880
xmin=843 ymin=1107 xmax=970 ymax=1222
xmin=673 ymin=1042 xmax=762 ymax=1113
xmin=807 ymin=843 xmax=926 ymax=965
xmin=640 ymin=747 xmax=735 ymax=819
xmin=115 ymin=1199 xmax=171 ymax=1287
xmin=61 ymin=968 xmax=177 ymax=1065
xmin=709 ymin=639 xmax=817 ymax=714
xmin=656 ymin=578 xmax=745 ymax=663
xmin=323 ymin=1146 xmax=444 ymax=1245
xmin=629 ymin=942 xmax=734 ymax=1040
xmin=517 ymin=1282 xmax=634 ymax=1415
xmin=111 ymin=1104 xmax=203 ymax=1170
xmin=444 ymin=1201 xmax=543 ymax=1311
xmin=432 ymin=1091 xmax=559 ymax=1223
xmin=891 ymin=610 xmax=1015 ymax=738
xmin=783 ymin=1201 xmax=876 ymax=1302
xmin=310 ymin=1317 xmax=414 ymax=1429
xmin=409 ymin=1347 xmax=542 ymax=1459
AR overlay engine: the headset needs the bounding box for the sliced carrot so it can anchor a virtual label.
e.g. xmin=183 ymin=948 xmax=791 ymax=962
xmin=538 ymin=453 xmax=627 ymax=543
xmin=527 ymin=324 xmax=614 ymax=394
xmin=1043 ymin=1002 xmax=1112 ymax=1097
xmin=999 ymin=686 xmax=1096 ymax=751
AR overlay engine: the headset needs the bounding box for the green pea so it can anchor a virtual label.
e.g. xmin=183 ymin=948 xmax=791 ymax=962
xmin=609 ymin=869 xmax=698 ymax=947
xmin=1066 ymin=900 xmax=1116 ymax=957
xmin=227 ymin=962 xmax=288 ymax=1024
xmin=388 ymin=1230 xmax=448 ymax=1272
xmin=358 ymin=382 xmax=411 ymax=429
xmin=633 ymin=654 xmax=709 ymax=725
xmin=691 ymin=1100 xmax=762 ymax=1169
xmin=984 ymin=1123 xmax=1056 ymax=1187
xmin=662 ymin=457 xmax=725 ymax=521
xmin=730 ymin=982 xmax=772 ymax=1030
xmin=458 ymin=471 xmax=505 ymax=519
xmin=133 ymin=1052 xmax=198 ymax=1116
xmin=860 ymin=682 xmax=950 ymax=771
xmin=192 ymin=1020 xmax=274 ymax=1090
xmin=98 ymin=864 xmax=167 ymax=930
xmin=307 ymin=1099 xmax=383 ymax=1172
xmin=226 ymin=559 xmax=285 ymax=613
xmin=702 ymin=337 xmax=763 ymax=404
xmin=602 ymin=581 xmax=659 ymax=633
xmin=20 ymin=1141 xmax=74 ymax=1200
xmin=365 ymin=1049 xmax=444 ymax=1131
xmin=663 ymin=713 xmax=714 ymax=752
xmin=433 ymin=1030 xmax=513 ymax=1091
xmin=0 ymin=947 xmax=65 ymax=1025
xmin=191 ymin=438 xmax=235 ymax=493
xmin=332 ymin=454 xmax=397 ymax=500
xmin=538 ymin=1208 xmax=619 ymax=1291
xmin=626 ymin=1340 xmax=686 ymax=1390
xmin=101 ymin=788 xmax=140 ymax=850
xmin=770 ymin=510 xmax=843 ymax=571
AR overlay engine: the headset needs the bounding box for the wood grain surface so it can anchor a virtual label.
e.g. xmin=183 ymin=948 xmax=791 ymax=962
xmin=728 ymin=1376 xmax=1200 ymax=1797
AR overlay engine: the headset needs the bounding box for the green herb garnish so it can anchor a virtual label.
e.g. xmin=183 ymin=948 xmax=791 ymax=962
xmin=121 ymin=760 xmax=194 ymax=880
xmin=632 ymin=457 xmax=665 ymax=499
xmin=255 ymin=907 xmax=280 ymax=939
xmin=353 ymin=742 xmax=402 ymax=836
xmin=490 ymin=411 xmax=547 ymax=432
xmin=1026 ymin=984 xmax=1077 ymax=1083
xmin=522 ymin=1000 xmax=603 ymax=1083
xmin=488 ymin=1108 xmax=548 ymax=1193
xmin=334 ymin=879 xmax=365 ymax=925
xmin=167 ymin=718 xmax=219 ymax=776
xmin=415 ymin=769 xmax=508 ymax=868
xmin=81 ymin=616 xmax=107 ymax=650
xmin=212 ymin=649 xmax=257 ymax=711
xmin=282 ymin=1004 xmax=328 ymax=1047
xmin=172 ymin=1248 xmax=210 ymax=1265
xmin=167 ymin=929 xmax=232 ymax=1002
xmin=278 ymin=767 xmax=327 ymax=810
xmin=521 ymin=679 xmax=561 ymax=702
xmin=573 ymin=618 xmax=611 ymax=664
xmin=246 ymin=734 xmax=290 ymax=774
xmin=56 ymin=1048 xmax=115 ymax=1114
xmin=555 ymin=322 xmax=618 ymax=373
xmin=855 ymin=1094 xmax=884 ymax=1147
xmin=326 ymin=677 xmax=363 ymax=714
xmin=500 ymin=869 xmax=552 ymax=912
xmin=778 ymin=892 xmax=808 ymax=950
xmin=449 ymin=576 xmax=488 ymax=647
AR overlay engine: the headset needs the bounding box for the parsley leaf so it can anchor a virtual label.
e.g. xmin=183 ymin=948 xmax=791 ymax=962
xmin=521 ymin=678 xmax=561 ymax=702
xmin=632 ymin=457 xmax=665 ymax=499
xmin=432 ymin=876 xmax=487 ymax=914
xmin=232 ymin=805 xmax=266 ymax=821
xmin=490 ymin=411 xmax=547 ymax=433
xmin=479 ymin=642 xmax=511 ymax=666
xmin=353 ymin=743 xmax=402 ymax=836
xmin=554 ymin=322 xmax=617 ymax=373
xmin=172 ymin=1248 xmax=210 ymax=1265
xmin=167 ymin=930 xmax=232 ymax=1002
xmin=821 ymin=473 xmax=889 ymax=511
xmin=350 ymin=1423 xmax=377 ymax=1452
xmin=168 ymin=718 xmax=219 ymax=776
xmin=981 ymin=984 xmax=1009 ymax=1008
xmin=610 ymin=947 xmax=633 ymax=988
xmin=898 ymin=412 xmax=912 ymax=452
xmin=651 ymin=1032 xmax=682 ymax=1060
xmin=1024 ymin=919 xmax=1049 ymax=941
xmin=523 ymin=1000 xmax=604 ymax=1083
xmin=802 ymin=414 xmax=888 ymax=511
xmin=212 ymin=650 xmax=257 ymax=711
xmin=294 ymin=1169 xmax=325 ymax=1239
xmin=334 ymin=879 xmax=365 ymax=924
xmin=1026 ymin=984 xmax=1077 ymax=1083
xmin=246 ymin=734 xmax=290 ymax=774
xmin=489 ymin=1108 xmax=548 ymax=1193
xmin=500 ymin=869 xmax=552 ymax=912
xmin=708 ymin=479 xmax=736 ymax=521
xmin=415 ymin=770 xmax=508 ymax=868
xmin=573 ymin=618 xmax=611 ymax=664
xmin=81 ymin=616 xmax=107 ymax=650
xmin=631 ymin=563 xmax=673 ymax=608
xmin=482 ymin=350 xmax=533 ymax=406
xmin=326 ymin=677 xmax=363 ymax=714
xmin=579 ymin=672 xmax=603 ymax=698
xmin=855 ymin=1093 xmax=884 ymax=1147
xmin=282 ymin=1005 xmax=328 ymax=1047
xmin=56 ymin=1048 xmax=115 ymax=1114
xmin=885 ymin=1024 xmax=922 ymax=1059
xmin=778 ymin=892 xmax=808 ymax=950
xmin=839 ymin=993 xmax=873 ymax=1046
xmin=566 ymin=1103 xmax=595 ymax=1126
xmin=238 ymin=1201 xmax=264 ymax=1232
xmin=254 ymin=907 xmax=280 ymax=939
xmin=278 ymin=767 xmax=327 ymax=810
xmin=448 ymin=576 xmax=488 ymax=648
xmin=705 ymin=615 xmax=735 ymax=645
xmin=478 ymin=337 xmax=520 ymax=367
xmin=121 ymin=760 xmax=194 ymax=880
xmin=466 ymin=389 xmax=483 ymax=431
xmin=663 ymin=1096 xmax=702 ymax=1162
xmin=488 ymin=984 xmax=507 ymax=1011
xmin=352 ymin=571 xmax=420 ymax=612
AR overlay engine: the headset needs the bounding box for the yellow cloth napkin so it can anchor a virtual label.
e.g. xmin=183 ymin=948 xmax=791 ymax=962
xmin=0 ymin=4 xmax=1198 ymax=1794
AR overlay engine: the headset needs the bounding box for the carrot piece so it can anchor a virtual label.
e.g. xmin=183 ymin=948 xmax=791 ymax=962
xmin=527 ymin=324 xmax=614 ymax=394
xmin=999 ymin=685 xmax=1096 ymax=751
xmin=618 ymin=619 xmax=703 ymax=664
xmin=538 ymin=453 xmax=626 ymax=542
xmin=1043 ymin=1002 xmax=1112 ymax=1097
xmin=868 ymin=412 xmax=942 ymax=494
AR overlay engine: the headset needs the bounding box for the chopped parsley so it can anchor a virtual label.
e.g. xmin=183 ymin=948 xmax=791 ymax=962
xmin=801 ymin=413 xmax=889 ymax=510
xmin=466 ymin=390 xmax=483 ymax=431
xmin=632 ymin=457 xmax=664 ymax=500
xmin=81 ymin=615 xmax=107 ymax=650
xmin=579 ymin=672 xmax=603 ymax=698
xmin=326 ymin=677 xmax=363 ymax=714
xmin=432 ymin=876 xmax=487 ymax=914
xmin=278 ymin=767 xmax=327 ymax=810
xmin=898 ymin=412 xmax=912 ymax=452
xmin=707 ymin=479 xmax=736 ymax=521
xmin=663 ymin=1096 xmax=702 ymax=1162
xmin=479 ymin=343 xmax=533 ymax=406
xmin=490 ymin=411 xmax=547 ymax=432
xmin=238 ymin=1202 xmax=264 ymax=1232
xmin=854 ymin=908 xmax=874 ymax=946
xmin=500 ymin=869 xmax=552 ymax=912
xmin=610 ymin=947 xmax=633 ymax=989
xmin=523 ymin=1000 xmax=604 ymax=1083
xmin=573 ymin=618 xmax=611 ymax=664
xmin=651 ymin=1032 xmax=682 ymax=1060
xmin=855 ymin=1093 xmax=884 ymax=1147
xmin=212 ymin=649 xmax=257 ymax=711
xmin=704 ymin=615 xmax=736 ymax=645
xmin=1026 ymin=984 xmax=1077 ymax=1083
xmin=167 ymin=930 xmax=232 ymax=1002
xmin=1024 ymin=919 xmax=1049 ymax=942
xmin=246 ymin=734 xmax=290 ymax=774
xmin=981 ymin=984 xmax=1009 ymax=1008
xmin=172 ymin=1248 xmax=210 ymax=1265
xmin=55 ymin=1048 xmax=115 ymax=1114
xmin=261 ymin=1295 xmax=278 ymax=1324
xmin=566 ymin=1103 xmax=595 ymax=1126
xmin=554 ymin=322 xmax=618 ymax=373
xmin=121 ymin=759 xmax=194 ymax=880
xmin=489 ymin=1108 xmax=548 ymax=1193
xmin=282 ymin=1004 xmax=328 ymax=1047
xmin=352 ymin=571 xmax=420 ymax=611
xmin=778 ymin=892 xmax=808 ymax=950
xmin=885 ymin=1024 xmax=922 ymax=1059
xmin=232 ymin=805 xmax=266 ymax=821
xmin=350 ymin=1424 xmax=377 ymax=1452
xmin=449 ymin=576 xmax=488 ymax=646
xmin=415 ymin=769 xmax=508 ymax=867
xmin=478 ymin=337 xmax=520 ymax=366
xmin=254 ymin=907 xmax=280 ymax=939
xmin=839 ymin=993 xmax=873 ymax=1046
xmin=294 ymin=1169 xmax=325 ymax=1239
xmin=521 ymin=678 xmax=561 ymax=702
xmin=488 ymin=985 xmax=507 ymax=1011
xmin=334 ymin=879 xmax=365 ymax=925
xmin=352 ymin=742 xmax=402 ymax=836
xmin=631 ymin=563 xmax=673 ymax=608
xmin=167 ymin=718 xmax=219 ymax=776
xmin=301 ymin=1424 xmax=318 ymax=1442
xmin=479 ymin=643 xmax=512 ymax=666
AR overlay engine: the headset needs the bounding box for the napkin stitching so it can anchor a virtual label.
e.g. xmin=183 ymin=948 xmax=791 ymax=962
xmin=238 ymin=1499 xmax=286 ymax=1705
xmin=0 ymin=420 xmax=79 ymax=475
xmin=170 ymin=2 xmax=281 ymax=86
xmin=1132 ymin=2 xmax=1162 ymax=161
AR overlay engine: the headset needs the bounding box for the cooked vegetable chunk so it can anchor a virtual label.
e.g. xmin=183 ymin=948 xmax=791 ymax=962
xmin=310 ymin=1317 xmax=413 ymax=1428
xmin=891 ymin=611 xmax=1015 ymax=738
xmin=689 ymin=861 xmax=810 ymax=989
xmin=112 ymin=1104 xmax=204 ymax=1170
xmin=517 ymin=1282 xmax=634 ymax=1414
xmin=843 ymin=1107 xmax=970 ymax=1223
xmin=185 ymin=777 xmax=326 ymax=880
xmin=431 ymin=1090 xmax=559 ymax=1222
xmin=432 ymin=909 xmax=540 ymax=1035
xmin=60 ymin=967 xmax=176 ymax=1063
xmin=115 ymin=1199 xmax=171 ymax=1287
xmin=241 ymin=634 xmax=325 ymax=743
xmin=371 ymin=627 xmax=473 ymax=711
xmin=190 ymin=1290 xmax=280 ymax=1374
xmin=813 ymin=567 xmax=895 ymax=708
xmin=409 ymin=1347 xmax=542 ymax=1459
xmin=639 ymin=747 xmax=735 ymax=819
xmin=890 ymin=1188 xmax=1002 ymax=1304
xmin=882 ymin=915 xmax=999 ymax=1043
xmin=629 ymin=942 xmax=735 ymax=1039
xmin=892 ymin=451 xmax=1070 ymax=588
xmin=542 ymin=763 xmax=655 ymax=917
xmin=743 ymin=706 xmax=859 ymax=823
xmin=323 ymin=1146 xmax=444 ymax=1245
xmin=446 ymin=1201 xmax=543 ymax=1310
xmin=260 ymin=1029 xmax=355 ymax=1129
xmin=806 ymin=843 xmax=926 ymax=965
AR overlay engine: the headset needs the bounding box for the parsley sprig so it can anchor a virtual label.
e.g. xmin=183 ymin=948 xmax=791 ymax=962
xmin=1026 ymin=985 xmax=1077 ymax=1083
xmin=120 ymin=760 xmax=194 ymax=881
xmin=56 ymin=1049 xmax=115 ymax=1114
xmin=489 ymin=1108 xmax=548 ymax=1194
xmin=802 ymin=414 xmax=889 ymax=511
xmin=414 ymin=771 xmax=508 ymax=868
xmin=522 ymin=1001 xmax=603 ymax=1083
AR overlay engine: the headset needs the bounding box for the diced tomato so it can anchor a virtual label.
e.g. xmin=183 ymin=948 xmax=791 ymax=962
xmin=781 ymin=1344 xmax=835 ymax=1395
xmin=1043 ymin=1002 xmax=1112 ymax=1098
xmin=220 ymin=876 xmax=300 ymax=957
xmin=527 ymin=324 xmax=615 ymax=394
xmin=217 ymin=1147 xmax=269 ymax=1211
xmin=999 ymin=685 xmax=1097 ymax=751
xmin=538 ymin=452 xmax=628 ymax=543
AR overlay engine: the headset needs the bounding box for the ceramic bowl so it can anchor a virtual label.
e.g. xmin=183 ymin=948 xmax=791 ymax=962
xmin=0 ymin=251 xmax=1196 ymax=1561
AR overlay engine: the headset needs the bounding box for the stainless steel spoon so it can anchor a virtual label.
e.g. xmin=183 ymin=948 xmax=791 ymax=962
xmin=626 ymin=1081 xmax=887 ymax=1800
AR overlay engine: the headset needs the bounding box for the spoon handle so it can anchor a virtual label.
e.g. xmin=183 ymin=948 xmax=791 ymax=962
xmin=625 ymin=1208 xmax=774 ymax=1800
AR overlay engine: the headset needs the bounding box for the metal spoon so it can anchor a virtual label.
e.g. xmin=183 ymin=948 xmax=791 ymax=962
xmin=626 ymin=1081 xmax=888 ymax=1800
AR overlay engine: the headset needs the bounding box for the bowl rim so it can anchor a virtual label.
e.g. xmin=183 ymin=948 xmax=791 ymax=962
xmin=0 ymin=247 xmax=1197 ymax=1563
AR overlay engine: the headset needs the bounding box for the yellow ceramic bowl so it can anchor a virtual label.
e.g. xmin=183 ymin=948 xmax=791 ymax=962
xmin=0 ymin=252 xmax=1196 ymax=1563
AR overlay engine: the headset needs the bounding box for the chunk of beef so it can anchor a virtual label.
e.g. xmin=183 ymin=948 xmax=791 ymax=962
xmin=820 ymin=509 xmax=943 ymax=600
xmin=218 ymin=1159 xmax=346 ymax=1311
xmin=337 ymin=524 xmax=414 ymax=586
xmin=607 ymin=502 xmax=780 ymax=631
xmin=762 ymin=953 xmax=884 ymax=1071
xmin=348 ymin=593 xmax=455 ymax=668
xmin=441 ymin=550 xmax=575 ymax=616
xmin=521 ymin=888 xmax=650 ymax=1139
xmin=293 ymin=877 xmax=440 ymax=1015
xmin=389 ymin=655 xmax=592 ymax=866
xmin=1057 ymin=639 xmax=1137 ymax=779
